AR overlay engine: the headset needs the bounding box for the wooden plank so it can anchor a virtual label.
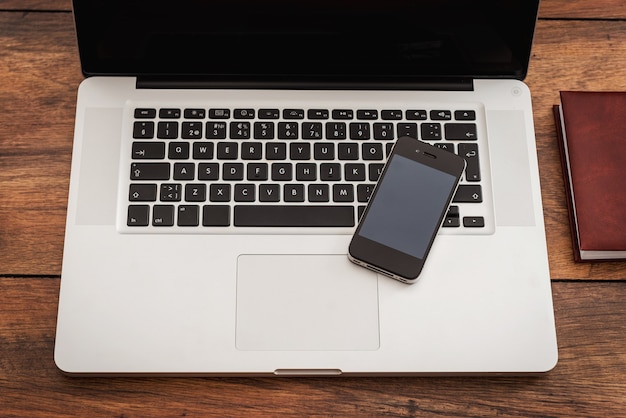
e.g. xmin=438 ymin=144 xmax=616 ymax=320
xmin=0 ymin=11 xmax=80 ymax=275
xmin=0 ymin=0 xmax=70 ymax=11
xmin=1 ymin=278 xmax=624 ymax=416
xmin=540 ymin=0 xmax=626 ymax=20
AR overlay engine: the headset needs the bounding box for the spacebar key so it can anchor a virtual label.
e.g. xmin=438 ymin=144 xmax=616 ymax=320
xmin=234 ymin=205 xmax=355 ymax=227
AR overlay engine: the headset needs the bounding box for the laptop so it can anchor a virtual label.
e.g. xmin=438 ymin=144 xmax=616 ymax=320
xmin=55 ymin=0 xmax=558 ymax=375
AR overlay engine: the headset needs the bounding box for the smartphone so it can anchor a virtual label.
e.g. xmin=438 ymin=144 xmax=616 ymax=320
xmin=348 ymin=136 xmax=466 ymax=284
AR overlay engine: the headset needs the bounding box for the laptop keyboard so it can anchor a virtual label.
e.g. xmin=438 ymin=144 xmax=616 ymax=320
xmin=121 ymin=104 xmax=493 ymax=234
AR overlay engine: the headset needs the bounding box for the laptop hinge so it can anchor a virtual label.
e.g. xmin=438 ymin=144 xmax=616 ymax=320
xmin=136 ymin=76 xmax=474 ymax=91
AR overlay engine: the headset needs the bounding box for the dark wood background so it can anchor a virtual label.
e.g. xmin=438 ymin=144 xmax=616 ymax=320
xmin=1 ymin=0 xmax=625 ymax=416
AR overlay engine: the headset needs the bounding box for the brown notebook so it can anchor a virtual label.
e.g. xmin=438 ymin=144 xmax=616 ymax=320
xmin=554 ymin=91 xmax=626 ymax=261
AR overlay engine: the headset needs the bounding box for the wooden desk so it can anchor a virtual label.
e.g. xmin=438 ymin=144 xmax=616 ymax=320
xmin=1 ymin=1 xmax=625 ymax=415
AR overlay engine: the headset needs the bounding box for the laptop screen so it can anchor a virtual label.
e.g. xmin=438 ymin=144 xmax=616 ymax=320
xmin=73 ymin=0 xmax=539 ymax=82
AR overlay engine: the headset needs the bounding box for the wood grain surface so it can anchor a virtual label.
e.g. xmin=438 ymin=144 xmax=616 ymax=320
xmin=1 ymin=1 xmax=625 ymax=416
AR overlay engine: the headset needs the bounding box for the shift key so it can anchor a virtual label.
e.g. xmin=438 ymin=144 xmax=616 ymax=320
xmin=453 ymin=185 xmax=482 ymax=203
xmin=131 ymin=163 xmax=170 ymax=180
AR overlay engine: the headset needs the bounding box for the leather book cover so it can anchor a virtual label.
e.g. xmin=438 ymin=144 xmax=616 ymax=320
xmin=555 ymin=91 xmax=626 ymax=261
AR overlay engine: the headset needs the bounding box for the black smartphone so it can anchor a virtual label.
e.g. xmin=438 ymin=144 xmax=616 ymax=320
xmin=348 ymin=136 xmax=466 ymax=284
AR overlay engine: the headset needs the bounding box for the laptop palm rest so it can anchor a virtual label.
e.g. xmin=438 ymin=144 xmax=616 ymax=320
xmin=236 ymin=254 xmax=380 ymax=351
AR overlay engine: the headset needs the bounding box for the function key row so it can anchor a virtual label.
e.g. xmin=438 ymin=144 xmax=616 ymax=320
xmin=134 ymin=108 xmax=476 ymax=121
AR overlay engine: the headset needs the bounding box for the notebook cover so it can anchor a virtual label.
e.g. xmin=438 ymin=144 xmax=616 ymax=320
xmin=555 ymin=91 xmax=626 ymax=261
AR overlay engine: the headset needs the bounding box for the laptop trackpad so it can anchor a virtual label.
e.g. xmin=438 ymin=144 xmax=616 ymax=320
xmin=236 ymin=254 xmax=380 ymax=351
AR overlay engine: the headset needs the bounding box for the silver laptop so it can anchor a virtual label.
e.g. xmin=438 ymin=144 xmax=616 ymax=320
xmin=55 ymin=0 xmax=558 ymax=375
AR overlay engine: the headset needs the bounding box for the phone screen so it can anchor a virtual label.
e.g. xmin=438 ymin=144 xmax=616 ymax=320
xmin=357 ymin=154 xmax=457 ymax=259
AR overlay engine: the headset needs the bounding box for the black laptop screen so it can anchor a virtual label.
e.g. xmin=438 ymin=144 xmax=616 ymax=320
xmin=72 ymin=0 xmax=539 ymax=82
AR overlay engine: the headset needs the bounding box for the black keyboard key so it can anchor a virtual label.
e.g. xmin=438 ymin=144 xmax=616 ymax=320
xmin=326 ymin=122 xmax=347 ymax=140
xmin=443 ymin=206 xmax=460 ymax=227
xmin=308 ymin=184 xmax=329 ymax=202
xmin=381 ymin=110 xmax=402 ymax=120
xmin=397 ymin=123 xmax=418 ymax=139
xmin=314 ymin=143 xmax=335 ymax=160
xmin=234 ymin=108 xmax=255 ymax=119
xmin=302 ymin=122 xmax=323 ymax=139
xmin=181 ymin=122 xmax=203 ymax=139
xmin=453 ymin=185 xmax=483 ymax=203
xmin=338 ymin=143 xmax=359 ymax=160
xmin=259 ymin=184 xmax=280 ymax=202
xmin=198 ymin=163 xmax=219 ymax=180
xmin=193 ymin=142 xmax=214 ymax=159
xmin=266 ymin=142 xmax=287 ymax=160
xmin=135 ymin=108 xmax=156 ymax=119
xmin=185 ymin=184 xmax=207 ymax=202
xmin=271 ymin=163 xmax=293 ymax=181
xmin=258 ymin=109 xmax=280 ymax=119
xmin=230 ymin=121 xmax=250 ymax=139
xmin=430 ymin=110 xmax=452 ymax=120
xmin=173 ymin=162 xmax=195 ymax=180
xmin=209 ymin=108 xmax=230 ymax=119
xmin=217 ymin=142 xmax=238 ymax=159
xmin=178 ymin=205 xmax=200 ymax=226
xmin=223 ymin=163 xmax=244 ymax=180
xmin=168 ymin=142 xmax=190 ymax=159
xmin=455 ymin=110 xmax=476 ymax=120
xmin=290 ymin=143 xmax=311 ymax=160
xmin=445 ymin=123 xmax=477 ymax=140
xmin=421 ymin=123 xmax=441 ymax=140
xmin=254 ymin=121 xmax=275 ymax=139
xmin=234 ymin=205 xmax=354 ymax=227
xmin=357 ymin=184 xmax=374 ymax=202
xmin=247 ymin=163 xmax=269 ymax=181
xmin=458 ymin=143 xmax=481 ymax=181
xmin=159 ymin=108 xmax=181 ymax=119
xmin=320 ymin=163 xmax=341 ymax=181
xmin=308 ymin=109 xmax=329 ymax=119
xmin=184 ymin=108 xmax=205 ymax=119
xmin=332 ymin=109 xmax=353 ymax=119
xmin=406 ymin=110 xmax=427 ymax=120
xmin=206 ymin=122 xmax=227 ymax=139
xmin=160 ymin=184 xmax=181 ymax=201
xmin=129 ymin=184 xmax=157 ymax=201
xmin=344 ymin=163 xmax=366 ymax=181
xmin=153 ymin=205 xmax=175 ymax=226
xmin=333 ymin=184 xmax=354 ymax=202
xmin=235 ymin=184 xmax=256 ymax=202
xmin=296 ymin=163 xmax=317 ymax=181
xmin=131 ymin=163 xmax=170 ymax=180
xmin=463 ymin=216 xmax=485 ymax=227
xmin=284 ymin=184 xmax=305 ymax=202
xmin=362 ymin=143 xmax=384 ymax=160
xmin=350 ymin=123 xmax=370 ymax=140
xmin=373 ymin=123 xmax=394 ymax=140
xmin=133 ymin=121 xmax=155 ymax=139
xmin=132 ymin=142 xmax=165 ymax=159
xmin=357 ymin=110 xmax=378 ymax=120
xmin=283 ymin=109 xmax=305 ymax=119
xmin=368 ymin=163 xmax=384 ymax=181
xmin=241 ymin=142 xmax=263 ymax=160
xmin=210 ymin=184 xmax=231 ymax=202
xmin=202 ymin=205 xmax=231 ymax=226
xmin=278 ymin=122 xmax=299 ymax=139
xmin=157 ymin=121 xmax=178 ymax=139
xmin=434 ymin=143 xmax=455 ymax=153
xmin=127 ymin=205 xmax=150 ymax=226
